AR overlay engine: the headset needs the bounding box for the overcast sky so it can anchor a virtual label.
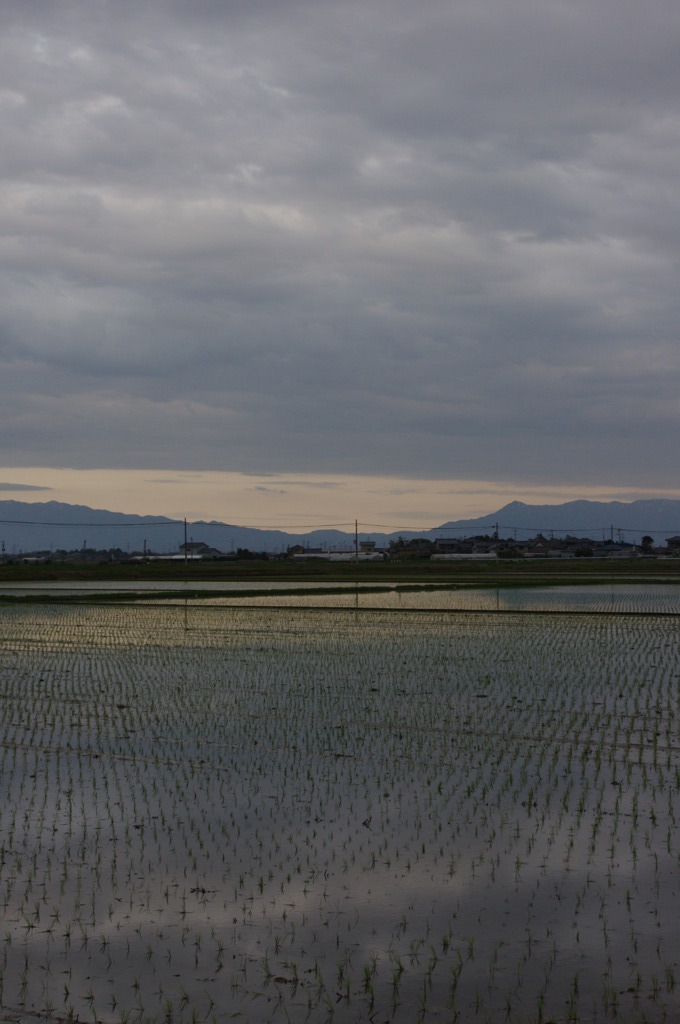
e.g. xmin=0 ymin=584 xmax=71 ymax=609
xmin=1 ymin=0 xmax=679 ymax=525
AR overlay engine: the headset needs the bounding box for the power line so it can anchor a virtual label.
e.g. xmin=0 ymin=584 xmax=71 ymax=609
xmin=198 ymin=521 xmax=356 ymax=530
xmin=477 ymin=524 xmax=678 ymax=536
xmin=360 ymin=522 xmax=444 ymax=531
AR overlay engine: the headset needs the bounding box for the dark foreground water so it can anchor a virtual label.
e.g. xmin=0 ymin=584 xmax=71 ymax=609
xmin=0 ymin=595 xmax=679 ymax=1022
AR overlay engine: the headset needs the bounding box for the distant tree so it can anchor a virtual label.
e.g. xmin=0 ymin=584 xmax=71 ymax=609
xmin=497 ymin=546 xmax=515 ymax=559
xmin=641 ymin=535 xmax=654 ymax=552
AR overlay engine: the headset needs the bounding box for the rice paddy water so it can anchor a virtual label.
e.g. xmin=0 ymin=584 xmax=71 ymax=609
xmin=0 ymin=585 xmax=679 ymax=1022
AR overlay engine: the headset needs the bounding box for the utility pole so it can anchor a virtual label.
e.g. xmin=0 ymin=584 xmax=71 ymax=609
xmin=355 ymin=519 xmax=359 ymax=560
xmin=184 ymin=519 xmax=188 ymax=565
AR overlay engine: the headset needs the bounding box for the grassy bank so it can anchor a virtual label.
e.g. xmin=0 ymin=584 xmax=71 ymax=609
xmin=2 ymin=555 xmax=680 ymax=588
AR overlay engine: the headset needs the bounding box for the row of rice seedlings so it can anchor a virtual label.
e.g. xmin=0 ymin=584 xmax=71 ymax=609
xmin=0 ymin=602 xmax=679 ymax=1020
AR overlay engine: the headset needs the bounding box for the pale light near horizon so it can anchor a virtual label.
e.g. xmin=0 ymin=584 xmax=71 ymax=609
xmin=2 ymin=468 xmax=680 ymax=534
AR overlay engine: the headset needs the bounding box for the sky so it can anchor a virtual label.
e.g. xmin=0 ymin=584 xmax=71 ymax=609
xmin=2 ymin=0 xmax=680 ymax=530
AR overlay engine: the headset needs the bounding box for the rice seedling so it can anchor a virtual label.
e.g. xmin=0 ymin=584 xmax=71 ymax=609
xmin=0 ymin=590 xmax=679 ymax=1021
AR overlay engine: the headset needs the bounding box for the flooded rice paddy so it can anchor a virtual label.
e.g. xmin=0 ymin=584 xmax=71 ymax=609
xmin=1 ymin=588 xmax=680 ymax=1022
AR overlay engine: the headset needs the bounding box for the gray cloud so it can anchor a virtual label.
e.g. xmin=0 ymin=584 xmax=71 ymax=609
xmin=0 ymin=481 xmax=52 ymax=491
xmin=1 ymin=0 xmax=679 ymax=491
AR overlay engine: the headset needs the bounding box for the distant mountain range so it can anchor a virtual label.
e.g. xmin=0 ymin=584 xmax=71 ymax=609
xmin=437 ymin=499 xmax=680 ymax=542
xmin=2 ymin=498 xmax=680 ymax=555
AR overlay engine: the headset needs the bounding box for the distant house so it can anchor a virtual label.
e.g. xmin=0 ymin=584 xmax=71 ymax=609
xmin=433 ymin=538 xmax=470 ymax=554
xmin=179 ymin=541 xmax=223 ymax=558
xmin=588 ymin=540 xmax=639 ymax=558
xmin=432 ymin=536 xmax=496 ymax=558
xmin=288 ymin=542 xmax=385 ymax=561
xmin=287 ymin=545 xmax=326 ymax=558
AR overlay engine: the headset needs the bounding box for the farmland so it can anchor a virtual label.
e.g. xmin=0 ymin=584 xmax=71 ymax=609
xmin=1 ymin=590 xmax=679 ymax=1022
xmin=3 ymin=554 xmax=680 ymax=589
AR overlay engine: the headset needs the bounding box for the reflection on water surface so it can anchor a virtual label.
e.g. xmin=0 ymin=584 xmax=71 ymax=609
xmin=0 ymin=598 xmax=679 ymax=1021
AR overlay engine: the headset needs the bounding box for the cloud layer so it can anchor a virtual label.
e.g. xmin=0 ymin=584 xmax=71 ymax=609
xmin=2 ymin=0 xmax=678 ymax=491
